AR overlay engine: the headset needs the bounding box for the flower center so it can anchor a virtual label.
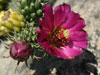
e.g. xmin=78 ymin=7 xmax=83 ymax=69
xmin=2 ymin=11 xmax=10 ymax=21
xmin=50 ymin=27 xmax=69 ymax=47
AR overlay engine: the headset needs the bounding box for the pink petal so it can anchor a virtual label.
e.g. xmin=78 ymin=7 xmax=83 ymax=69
xmin=45 ymin=44 xmax=57 ymax=55
xmin=37 ymin=30 xmax=49 ymax=46
xmin=61 ymin=12 xmax=80 ymax=29
xmin=10 ymin=44 xmax=18 ymax=57
xmin=39 ymin=19 xmax=51 ymax=32
xmin=37 ymin=4 xmax=88 ymax=60
xmin=73 ymin=41 xmax=88 ymax=49
xmin=43 ymin=44 xmax=70 ymax=59
xmin=43 ymin=44 xmax=83 ymax=59
xmin=58 ymin=46 xmax=83 ymax=59
xmin=69 ymin=18 xmax=85 ymax=32
xmin=54 ymin=4 xmax=71 ymax=26
xmin=69 ymin=30 xmax=88 ymax=41
xmin=40 ymin=4 xmax=54 ymax=31
xmin=65 ymin=46 xmax=83 ymax=57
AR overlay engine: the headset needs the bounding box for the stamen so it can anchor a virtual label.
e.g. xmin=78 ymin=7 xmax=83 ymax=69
xmin=50 ymin=27 xmax=70 ymax=47
xmin=63 ymin=29 xmax=69 ymax=38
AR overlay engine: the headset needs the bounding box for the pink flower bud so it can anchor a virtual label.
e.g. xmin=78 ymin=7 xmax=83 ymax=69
xmin=10 ymin=40 xmax=32 ymax=61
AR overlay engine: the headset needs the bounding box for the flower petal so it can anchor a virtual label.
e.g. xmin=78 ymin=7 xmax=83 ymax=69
xmin=40 ymin=4 xmax=54 ymax=31
xmin=69 ymin=18 xmax=85 ymax=32
xmin=59 ymin=46 xmax=83 ymax=59
xmin=62 ymin=12 xmax=80 ymax=29
xmin=54 ymin=4 xmax=71 ymax=26
xmin=43 ymin=44 xmax=70 ymax=59
xmin=37 ymin=29 xmax=49 ymax=46
xmin=43 ymin=44 xmax=83 ymax=59
xmin=73 ymin=41 xmax=88 ymax=49
xmin=69 ymin=30 xmax=88 ymax=41
xmin=37 ymin=4 xmax=88 ymax=60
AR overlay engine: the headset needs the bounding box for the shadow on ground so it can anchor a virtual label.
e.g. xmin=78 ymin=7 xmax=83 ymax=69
xmin=29 ymin=49 xmax=98 ymax=75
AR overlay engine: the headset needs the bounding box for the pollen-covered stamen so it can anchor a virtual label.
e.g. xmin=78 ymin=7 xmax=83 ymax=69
xmin=50 ymin=27 xmax=69 ymax=47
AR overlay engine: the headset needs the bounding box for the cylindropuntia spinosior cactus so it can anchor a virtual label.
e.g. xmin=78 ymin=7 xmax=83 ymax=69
xmin=18 ymin=0 xmax=47 ymax=24
xmin=0 ymin=0 xmax=48 ymax=69
xmin=0 ymin=8 xmax=25 ymax=36
xmin=8 ymin=26 xmax=43 ymax=69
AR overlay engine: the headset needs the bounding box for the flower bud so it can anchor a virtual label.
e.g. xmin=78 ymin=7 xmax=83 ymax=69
xmin=10 ymin=40 xmax=32 ymax=61
xmin=29 ymin=3 xmax=35 ymax=12
xmin=21 ymin=9 xmax=26 ymax=15
xmin=31 ymin=13 xmax=36 ymax=20
xmin=20 ymin=0 xmax=27 ymax=8
xmin=18 ymin=0 xmax=46 ymax=22
xmin=36 ymin=9 xmax=42 ymax=17
xmin=34 ymin=0 xmax=40 ymax=9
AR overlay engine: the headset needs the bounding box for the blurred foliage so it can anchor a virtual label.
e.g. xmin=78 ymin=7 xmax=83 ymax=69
xmin=8 ymin=0 xmax=19 ymax=10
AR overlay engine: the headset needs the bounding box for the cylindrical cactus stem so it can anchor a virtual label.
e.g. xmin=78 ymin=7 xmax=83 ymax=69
xmin=18 ymin=0 xmax=47 ymax=23
xmin=20 ymin=0 xmax=27 ymax=8
xmin=34 ymin=0 xmax=41 ymax=9
xmin=0 ymin=9 xmax=25 ymax=36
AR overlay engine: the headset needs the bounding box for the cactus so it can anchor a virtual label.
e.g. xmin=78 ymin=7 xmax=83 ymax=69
xmin=0 ymin=0 xmax=48 ymax=68
xmin=0 ymin=8 xmax=25 ymax=36
xmin=0 ymin=0 xmax=10 ymax=11
xmin=13 ymin=0 xmax=48 ymax=49
xmin=18 ymin=0 xmax=47 ymax=24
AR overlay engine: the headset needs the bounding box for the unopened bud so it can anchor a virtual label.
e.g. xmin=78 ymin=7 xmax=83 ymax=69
xmin=36 ymin=9 xmax=42 ymax=17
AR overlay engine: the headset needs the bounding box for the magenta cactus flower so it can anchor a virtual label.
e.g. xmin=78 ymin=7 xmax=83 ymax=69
xmin=10 ymin=40 xmax=32 ymax=62
xmin=37 ymin=4 xmax=88 ymax=59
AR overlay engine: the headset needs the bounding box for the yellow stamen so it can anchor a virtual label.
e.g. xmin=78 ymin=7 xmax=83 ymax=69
xmin=63 ymin=29 xmax=69 ymax=38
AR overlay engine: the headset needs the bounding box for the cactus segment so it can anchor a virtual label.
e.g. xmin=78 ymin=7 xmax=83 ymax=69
xmin=0 ymin=9 xmax=25 ymax=36
xmin=19 ymin=0 xmax=47 ymax=23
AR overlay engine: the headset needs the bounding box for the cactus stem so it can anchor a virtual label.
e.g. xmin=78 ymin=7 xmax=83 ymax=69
xmin=43 ymin=52 xmax=48 ymax=57
xmin=24 ymin=6 xmax=28 ymax=10
xmin=6 ymin=33 xmax=16 ymax=43
xmin=30 ymin=18 xmax=33 ymax=21
xmin=24 ymin=23 xmax=28 ymax=40
xmin=29 ymin=27 xmax=33 ymax=42
xmin=33 ymin=55 xmax=42 ymax=61
xmin=23 ymin=29 xmax=26 ymax=40
xmin=16 ymin=0 xmax=22 ymax=2
xmin=28 ymin=22 xmax=35 ymax=42
xmin=31 ymin=3 xmax=34 ymax=6
xmin=13 ymin=27 xmax=17 ymax=41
